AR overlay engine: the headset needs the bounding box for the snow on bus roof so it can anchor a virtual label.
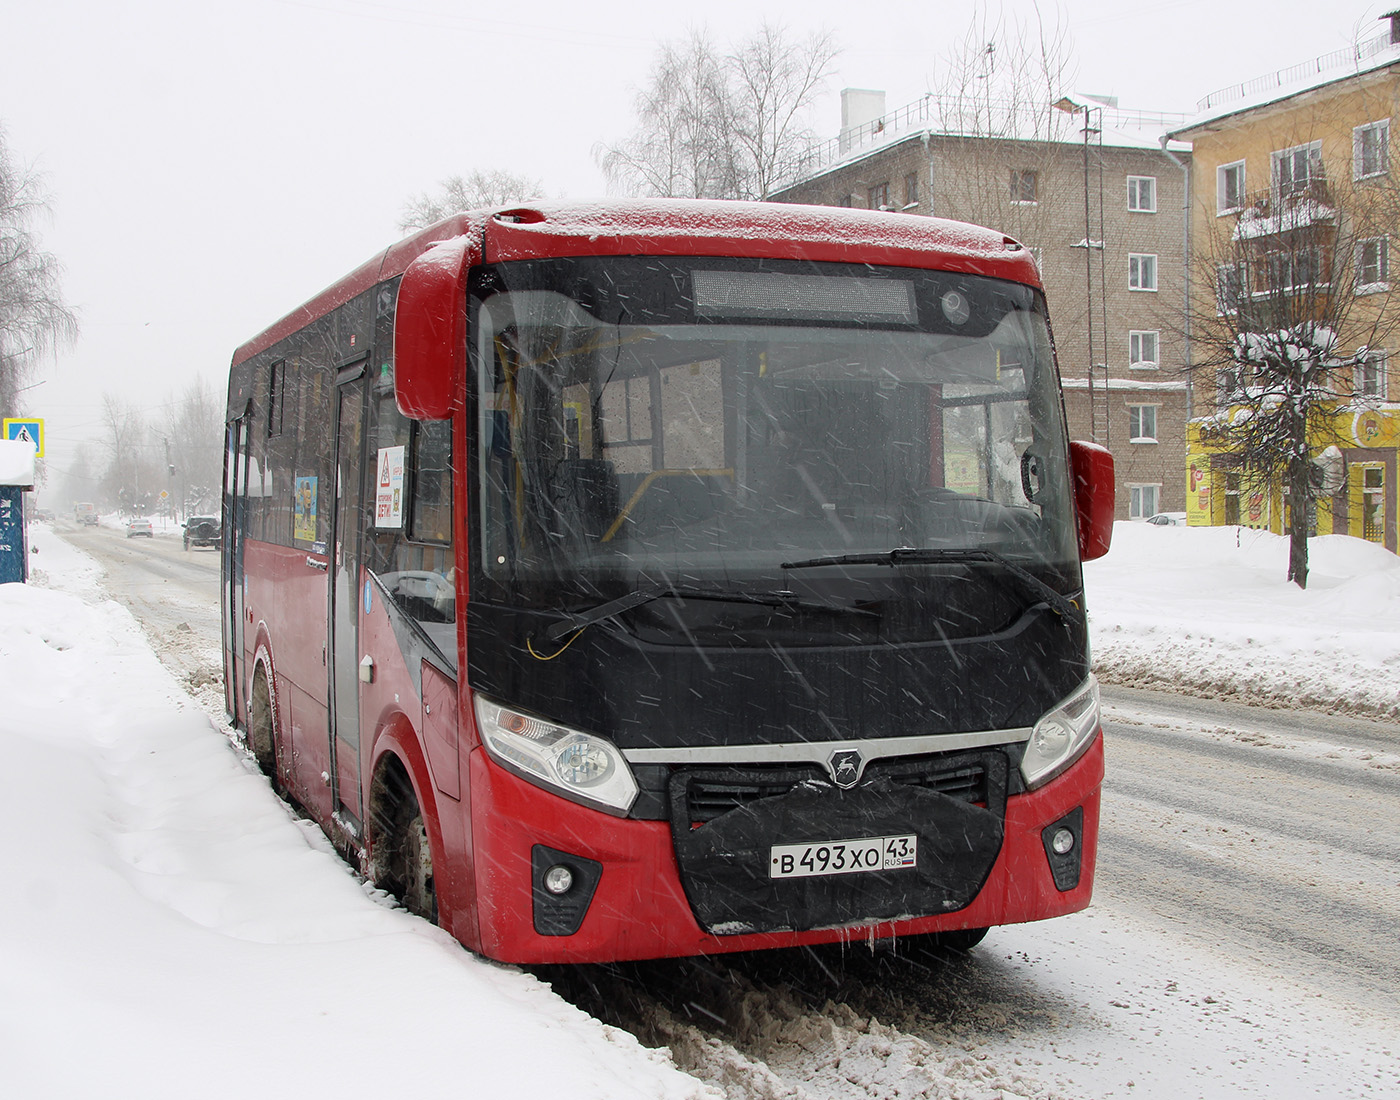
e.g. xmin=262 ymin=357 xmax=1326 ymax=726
xmin=231 ymin=200 xmax=1037 ymax=368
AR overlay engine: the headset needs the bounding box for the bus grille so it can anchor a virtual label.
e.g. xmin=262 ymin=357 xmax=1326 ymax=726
xmin=675 ymin=750 xmax=1006 ymax=825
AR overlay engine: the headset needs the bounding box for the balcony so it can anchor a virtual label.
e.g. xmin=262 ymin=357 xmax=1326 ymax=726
xmin=1232 ymin=181 xmax=1336 ymax=241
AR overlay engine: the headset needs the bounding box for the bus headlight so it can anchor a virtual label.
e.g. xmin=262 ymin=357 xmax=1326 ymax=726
xmin=1021 ymin=675 xmax=1100 ymax=790
xmin=473 ymin=696 xmax=638 ymax=816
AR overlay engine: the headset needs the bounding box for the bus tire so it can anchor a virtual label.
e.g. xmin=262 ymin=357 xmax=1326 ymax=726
xmin=926 ymin=926 xmax=990 ymax=952
xmin=248 ymin=666 xmax=278 ymax=783
xmin=372 ymin=764 xmax=438 ymax=924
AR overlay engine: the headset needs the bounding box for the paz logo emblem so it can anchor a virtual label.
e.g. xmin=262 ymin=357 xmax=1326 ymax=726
xmin=827 ymin=749 xmax=864 ymax=789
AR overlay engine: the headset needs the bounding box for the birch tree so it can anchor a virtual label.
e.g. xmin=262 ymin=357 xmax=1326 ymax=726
xmin=0 ymin=126 xmax=77 ymax=418
xmin=399 ymin=169 xmax=544 ymax=232
xmin=599 ymin=24 xmax=837 ymax=201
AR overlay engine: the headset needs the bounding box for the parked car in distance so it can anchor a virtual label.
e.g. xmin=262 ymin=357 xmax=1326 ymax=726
xmin=1146 ymin=512 xmax=1188 ymax=526
xmin=183 ymin=515 xmax=221 ymax=550
xmin=126 ymin=517 xmax=154 ymax=538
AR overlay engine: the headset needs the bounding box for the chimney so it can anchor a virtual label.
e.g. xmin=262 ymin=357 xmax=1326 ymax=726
xmin=840 ymin=89 xmax=886 ymax=154
xmin=1384 ymin=9 xmax=1400 ymax=44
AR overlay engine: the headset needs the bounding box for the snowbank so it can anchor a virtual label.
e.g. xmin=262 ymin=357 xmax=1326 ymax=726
xmin=0 ymin=530 xmax=714 ymax=1100
xmin=1085 ymin=522 xmax=1400 ymax=718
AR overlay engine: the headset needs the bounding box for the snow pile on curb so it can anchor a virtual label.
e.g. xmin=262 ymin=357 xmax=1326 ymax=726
xmin=0 ymin=533 xmax=715 ymax=1100
xmin=1084 ymin=523 xmax=1400 ymax=719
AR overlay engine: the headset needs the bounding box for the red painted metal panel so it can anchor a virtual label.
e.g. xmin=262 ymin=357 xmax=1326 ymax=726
xmin=1070 ymin=440 xmax=1116 ymax=561
xmin=233 ymin=201 xmax=1041 ymax=371
xmin=421 ymin=662 xmax=460 ymax=800
xmin=483 ymin=201 xmax=1040 ymax=283
xmin=465 ymin=733 xmax=1103 ymax=965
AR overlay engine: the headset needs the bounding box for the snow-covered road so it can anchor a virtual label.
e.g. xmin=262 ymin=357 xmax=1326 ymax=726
xmin=5 ymin=520 xmax=1398 ymax=1099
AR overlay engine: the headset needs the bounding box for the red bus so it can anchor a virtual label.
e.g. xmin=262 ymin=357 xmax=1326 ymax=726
xmin=222 ymin=200 xmax=1114 ymax=964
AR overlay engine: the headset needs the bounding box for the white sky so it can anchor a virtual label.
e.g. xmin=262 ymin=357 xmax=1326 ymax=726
xmin=3 ymin=0 xmax=1394 ymax=485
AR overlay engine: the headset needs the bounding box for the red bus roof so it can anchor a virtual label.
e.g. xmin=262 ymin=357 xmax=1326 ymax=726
xmin=232 ymin=200 xmax=1038 ymax=367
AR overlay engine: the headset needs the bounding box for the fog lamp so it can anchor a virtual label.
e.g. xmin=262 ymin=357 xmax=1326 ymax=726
xmin=1051 ymin=827 xmax=1076 ymax=855
xmin=543 ymin=864 xmax=574 ymax=896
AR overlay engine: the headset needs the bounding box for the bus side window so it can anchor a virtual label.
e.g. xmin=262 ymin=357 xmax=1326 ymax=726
xmin=369 ymin=393 xmax=455 ymax=628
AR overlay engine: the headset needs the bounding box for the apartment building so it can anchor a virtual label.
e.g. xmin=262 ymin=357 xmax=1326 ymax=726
xmin=1169 ymin=15 xmax=1400 ymax=552
xmin=770 ymin=91 xmax=1193 ymax=521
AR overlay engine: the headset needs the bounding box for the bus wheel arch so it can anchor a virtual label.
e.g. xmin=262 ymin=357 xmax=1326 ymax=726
xmin=368 ymin=747 xmax=440 ymax=925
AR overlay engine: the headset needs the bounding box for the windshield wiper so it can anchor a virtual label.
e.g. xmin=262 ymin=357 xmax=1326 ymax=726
xmin=544 ymin=585 xmax=877 ymax=641
xmin=780 ymin=548 xmax=1082 ymax=621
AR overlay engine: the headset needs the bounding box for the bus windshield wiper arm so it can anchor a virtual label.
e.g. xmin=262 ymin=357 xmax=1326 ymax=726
xmin=780 ymin=548 xmax=1082 ymax=621
xmin=545 ymin=586 xmax=878 ymax=640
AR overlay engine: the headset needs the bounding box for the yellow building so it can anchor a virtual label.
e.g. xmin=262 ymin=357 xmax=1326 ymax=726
xmin=1171 ymin=15 xmax=1400 ymax=553
xmin=1185 ymin=406 xmax=1398 ymax=547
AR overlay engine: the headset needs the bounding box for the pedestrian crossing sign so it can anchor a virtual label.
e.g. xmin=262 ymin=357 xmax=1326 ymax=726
xmin=3 ymin=418 xmax=44 ymax=458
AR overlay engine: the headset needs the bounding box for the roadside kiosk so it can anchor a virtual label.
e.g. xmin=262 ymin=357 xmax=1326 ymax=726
xmin=0 ymin=437 xmax=36 ymax=585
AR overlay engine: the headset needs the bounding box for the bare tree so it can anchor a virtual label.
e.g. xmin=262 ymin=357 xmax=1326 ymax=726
xmin=162 ymin=376 xmax=224 ymax=515
xmin=598 ymin=30 xmax=739 ymax=200
xmin=398 ymin=169 xmax=544 ymax=232
xmin=0 ymin=126 xmax=78 ymax=419
xmin=97 ymin=394 xmax=156 ymax=513
xmin=599 ymin=24 xmax=837 ymax=201
xmin=921 ymin=6 xmax=1080 ymax=244
xmin=1187 ymin=124 xmax=1400 ymax=588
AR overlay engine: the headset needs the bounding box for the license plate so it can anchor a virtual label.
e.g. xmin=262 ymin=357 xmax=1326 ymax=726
xmin=769 ymin=834 xmax=918 ymax=879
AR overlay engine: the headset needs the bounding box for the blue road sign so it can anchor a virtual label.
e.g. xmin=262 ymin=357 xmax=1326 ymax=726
xmin=3 ymin=418 xmax=44 ymax=458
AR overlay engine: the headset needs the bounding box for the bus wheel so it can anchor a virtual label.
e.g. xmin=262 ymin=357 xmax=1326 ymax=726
xmin=926 ymin=927 xmax=990 ymax=952
xmin=372 ymin=767 xmax=438 ymax=924
xmin=248 ymin=667 xmax=278 ymax=781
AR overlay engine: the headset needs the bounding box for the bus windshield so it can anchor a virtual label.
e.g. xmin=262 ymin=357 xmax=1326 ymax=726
xmin=474 ymin=257 xmax=1078 ymax=612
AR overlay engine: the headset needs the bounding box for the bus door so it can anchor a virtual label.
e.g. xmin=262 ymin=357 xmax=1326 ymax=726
xmin=328 ymin=364 xmax=368 ymax=832
xmin=223 ymin=414 xmax=250 ymax=725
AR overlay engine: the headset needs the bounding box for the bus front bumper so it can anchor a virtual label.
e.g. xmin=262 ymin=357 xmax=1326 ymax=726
xmin=466 ymin=732 xmax=1103 ymax=964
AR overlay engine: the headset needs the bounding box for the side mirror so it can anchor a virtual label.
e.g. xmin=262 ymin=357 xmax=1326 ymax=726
xmin=1069 ymin=440 xmax=1115 ymax=562
xmin=393 ymin=235 xmax=478 ymax=420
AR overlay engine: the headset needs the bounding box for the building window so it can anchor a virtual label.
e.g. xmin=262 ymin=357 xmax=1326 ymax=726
xmin=1266 ymin=245 xmax=1326 ymax=292
xmin=1354 ymin=119 xmax=1389 ymax=180
xmin=1129 ymin=404 xmax=1158 ymax=443
xmin=904 ymin=172 xmax=919 ymax=207
xmin=1129 ymin=484 xmax=1160 ymax=519
xmin=1363 ymin=467 xmax=1386 ymax=541
xmin=1010 ymin=169 xmax=1038 ymax=204
xmin=1216 ymin=263 xmax=1244 ymax=314
xmin=1357 ymin=351 xmax=1388 ymax=398
xmin=839 ymin=194 xmax=854 ymax=208
xmin=1129 ymin=330 xmax=1160 ymax=369
xmin=1218 ymin=161 xmax=1245 ymax=214
xmin=1357 ymin=237 xmax=1389 ymax=291
xmin=1129 ymin=253 xmax=1158 ymax=291
xmin=1127 ymin=176 xmax=1157 ymax=212
xmin=1273 ymin=141 xmax=1323 ymax=198
xmin=868 ymin=182 xmax=890 ymax=210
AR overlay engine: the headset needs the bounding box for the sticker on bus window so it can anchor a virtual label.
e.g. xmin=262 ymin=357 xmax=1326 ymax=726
xmin=375 ymin=445 xmax=405 ymax=529
xmin=294 ymin=475 xmax=318 ymax=542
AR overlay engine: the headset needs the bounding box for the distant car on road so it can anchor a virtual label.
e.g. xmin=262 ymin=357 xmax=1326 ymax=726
xmin=1146 ymin=512 xmax=1188 ymax=526
xmin=183 ymin=515 xmax=221 ymax=550
xmin=126 ymin=517 xmax=154 ymax=538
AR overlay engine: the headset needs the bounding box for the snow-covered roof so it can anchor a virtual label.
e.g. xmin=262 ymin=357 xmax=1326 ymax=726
xmin=777 ymin=93 xmax=1190 ymax=191
xmin=0 ymin=438 xmax=36 ymax=487
xmin=1173 ymin=28 xmax=1400 ymax=136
